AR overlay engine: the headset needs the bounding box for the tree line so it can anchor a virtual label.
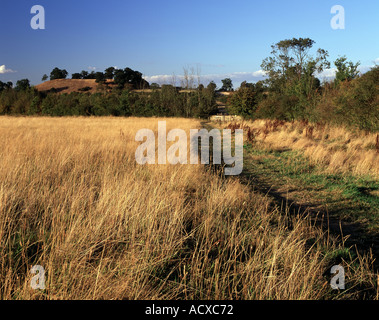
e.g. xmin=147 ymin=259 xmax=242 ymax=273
xmin=41 ymin=66 xmax=150 ymax=90
xmin=0 ymin=81 xmax=219 ymax=118
xmin=228 ymin=38 xmax=378 ymax=132
xmin=1 ymin=39 xmax=378 ymax=131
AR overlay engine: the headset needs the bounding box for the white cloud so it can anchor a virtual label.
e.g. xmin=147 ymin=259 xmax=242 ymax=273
xmin=144 ymin=70 xmax=268 ymax=87
xmin=355 ymin=59 xmax=379 ymax=75
xmin=316 ymin=68 xmax=337 ymax=80
xmin=252 ymin=70 xmax=268 ymax=77
xmin=144 ymin=74 xmax=176 ymax=84
xmin=358 ymin=65 xmax=372 ymax=74
xmin=88 ymin=66 xmax=97 ymax=71
xmin=0 ymin=65 xmax=16 ymax=74
xmin=145 ymin=61 xmax=379 ymax=87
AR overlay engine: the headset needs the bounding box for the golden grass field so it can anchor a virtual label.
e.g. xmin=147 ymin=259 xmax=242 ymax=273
xmin=237 ymin=119 xmax=379 ymax=178
xmin=0 ymin=116 xmax=377 ymax=300
xmin=34 ymin=79 xmax=104 ymax=94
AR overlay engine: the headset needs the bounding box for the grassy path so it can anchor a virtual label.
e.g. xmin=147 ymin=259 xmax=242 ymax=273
xmin=204 ymin=120 xmax=379 ymax=272
xmin=240 ymin=141 xmax=379 ymax=270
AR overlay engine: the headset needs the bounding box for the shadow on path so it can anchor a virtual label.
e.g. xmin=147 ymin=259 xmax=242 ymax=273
xmin=202 ymin=120 xmax=379 ymax=271
xmin=239 ymin=166 xmax=379 ymax=271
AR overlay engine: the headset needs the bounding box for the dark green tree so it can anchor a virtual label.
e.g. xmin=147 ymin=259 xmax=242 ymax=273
xmin=86 ymin=71 xmax=96 ymax=79
xmin=229 ymin=83 xmax=265 ymax=118
xmin=72 ymin=73 xmax=82 ymax=79
xmin=80 ymin=70 xmax=89 ymax=79
xmin=261 ymin=38 xmax=329 ymax=92
xmin=104 ymin=67 xmax=116 ymax=80
xmin=114 ymin=69 xmax=127 ymax=89
xmin=113 ymin=67 xmax=149 ymax=89
xmin=15 ymin=79 xmax=31 ymax=91
xmin=198 ymin=82 xmax=218 ymax=117
xmin=260 ymin=38 xmax=329 ymax=120
xmin=150 ymin=83 xmax=160 ymax=90
xmin=207 ymin=81 xmax=217 ymax=92
xmin=95 ymin=72 xmax=106 ymax=83
xmin=0 ymin=81 xmax=13 ymax=91
xmin=50 ymin=67 xmax=68 ymax=80
xmin=221 ymin=78 xmax=233 ymax=91
xmin=240 ymin=81 xmax=255 ymax=89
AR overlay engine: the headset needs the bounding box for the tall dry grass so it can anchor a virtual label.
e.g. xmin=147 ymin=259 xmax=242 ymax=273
xmin=0 ymin=116 xmax=376 ymax=300
xmin=229 ymin=119 xmax=379 ymax=178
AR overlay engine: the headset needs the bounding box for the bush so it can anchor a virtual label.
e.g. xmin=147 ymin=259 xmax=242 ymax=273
xmin=0 ymin=80 xmax=231 ymax=119
xmin=78 ymin=87 xmax=92 ymax=92
xmin=229 ymin=87 xmax=258 ymax=119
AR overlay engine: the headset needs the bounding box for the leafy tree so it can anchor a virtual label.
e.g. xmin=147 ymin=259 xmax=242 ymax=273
xmin=0 ymin=81 xmax=5 ymax=92
xmin=42 ymin=74 xmax=48 ymax=81
xmin=335 ymin=66 xmax=379 ymax=131
xmin=221 ymin=78 xmax=233 ymax=91
xmin=240 ymin=81 xmax=255 ymax=89
xmin=260 ymin=37 xmax=330 ymax=120
xmin=15 ymin=79 xmax=31 ymax=91
xmin=207 ymin=81 xmax=217 ymax=92
xmin=87 ymin=71 xmax=96 ymax=79
xmin=104 ymin=67 xmax=115 ymax=80
xmin=150 ymin=83 xmax=160 ymax=90
xmin=50 ymin=67 xmax=68 ymax=80
xmin=114 ymin=69 xmax=127 ymax=89
xmin=80 ymin=70 xmax=89 ymax=79
xmin=229 ymin=83 xmax=264 ymax=118
xmin=72 ymin=73 xmax=82 ymax=79
xmin=261 ymin=38 xmax=329 ymax=93
xmin=114 ymin=67 xmax=149 ymax=89
xmin=95 ymin=72 xmax=106 ymax=83
xmin=0 ymin=81 xmax=13 ymax=91
xmin=198 ymin=82 xmax=218 ymax=117
xmin=334 ymin=56 xmax=360 ymax=85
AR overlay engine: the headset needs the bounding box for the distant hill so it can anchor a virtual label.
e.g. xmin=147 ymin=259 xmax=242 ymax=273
xmin=35 ymin=79 xmax=117 ymax=94
xmin=35 ymin=79 xmax=236 ymax=96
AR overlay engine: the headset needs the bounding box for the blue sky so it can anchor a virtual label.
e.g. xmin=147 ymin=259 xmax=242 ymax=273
xmin=0 ymin=0 xmax=378 ymax=87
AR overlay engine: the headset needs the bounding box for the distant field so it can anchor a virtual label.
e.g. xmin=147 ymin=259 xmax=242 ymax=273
xmin=34 ymin=79 xmax=114 ymax=94
xmin=0 ymin=116 xmax=377 ymax=299
xmin=34 ymin=79 xmax=232 ymax=95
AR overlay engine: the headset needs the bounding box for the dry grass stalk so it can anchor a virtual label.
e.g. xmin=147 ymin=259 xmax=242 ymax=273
xmin=0 ymin=116 xmax=376 ymax=300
